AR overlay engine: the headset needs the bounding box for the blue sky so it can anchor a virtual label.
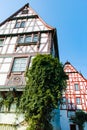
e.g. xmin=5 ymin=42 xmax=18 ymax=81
xmin=0 ymin=0 xmax=87 ymax=78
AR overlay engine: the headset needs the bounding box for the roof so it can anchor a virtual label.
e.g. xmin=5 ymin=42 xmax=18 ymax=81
xmin=0 ymin=3 xmax=54 ymax=30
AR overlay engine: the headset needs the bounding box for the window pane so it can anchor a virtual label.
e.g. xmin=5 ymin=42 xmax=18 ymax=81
xmin=22 ymin=10 xmax=28 ymax=14
xmin=25 ymin=36 xmax=32 ymax=43
xmin=62 ymin=97 xmax=66 ymax=103
xmin=76 ymin=98 xmax=81 ymax=104
xmin=68 ymin=98 xmax=71 ymax=103
xmin=74 ymin=84 xmax=79 ymax=91
xmin=20 ymin=21 xmax=25 ymax=28
xmin=0 ymin=39 xmax=4 ymax=46
xmin=17 ymin=36 xmax=24 ymax=43
xmin=12 ymin=58 xmax=27 ymax=72
xmin=15 ymin=22 xmax=20 ymax=28
xmin=33 ymin=35 xmax=38 ymax=42
xmin=10 ymin=103 xmax=16 ymax=112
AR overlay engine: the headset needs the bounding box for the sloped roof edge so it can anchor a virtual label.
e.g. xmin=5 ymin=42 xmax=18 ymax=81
xmin=64 ymin=61 xmax=87 ymax=80
xmin=0 ymin=3 xmax=55 ymax=30
xmin=0 ymin=3 xmax=29 ymax=26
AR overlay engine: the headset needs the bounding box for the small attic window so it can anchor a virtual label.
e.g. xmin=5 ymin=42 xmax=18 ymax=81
xmin=22 ymin=9 xmax=28 ymax=14
xmin=15 ymin=21 xmax=26 ymax=28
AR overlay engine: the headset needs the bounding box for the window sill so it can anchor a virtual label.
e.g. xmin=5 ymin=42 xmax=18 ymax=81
xmin=17 ymin=42 xmax=37 ymax=46
xmin=11 ymin=71 xmax=24 ymax=75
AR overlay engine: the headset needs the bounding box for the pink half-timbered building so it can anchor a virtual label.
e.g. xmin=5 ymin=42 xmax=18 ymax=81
xmin=60 ymin=61 xmax=87 ymax=130
xmin=0 ymin=3 xmax=59 ymax=130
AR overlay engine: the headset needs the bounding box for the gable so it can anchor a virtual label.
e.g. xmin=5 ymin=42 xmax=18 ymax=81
xmin=0 ymin=3 xmax=54 ymax=35
xmin=64 ymin=61 xmax=86 ymax=82
xmin=64 ymin=62 xmax=77 ymax=73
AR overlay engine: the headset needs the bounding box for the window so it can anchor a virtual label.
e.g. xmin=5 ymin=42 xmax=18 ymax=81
xmin=0 ymin=38 xmax=4 ymax=46
xmin=0 ymin=105 xmax=8 ymax=112
xmin=15 ymin=22 xmax=20 ymax=28
xmin=68 ymin=98 xmax=71 ymax=103
xmin=22 ymin=9 xmax=28 ymax=14
xmin=15 ymin=21 xmax=25 ymax=28
xmin=17 ymin=36 xmax=24 ymax=43
xmin=33 ymin=34 xmax=38 ymax=42
xmin=62 ymin=97 xmax=66 ymax=104
xmin=74 ymin=84 xmax=79 ymax=91
xmin=76 ymin=97 xmax=81 ymax=104
xmin=10 ymin=103 xmax=16 ymax=112
xmin=17 ymin=34 xmax=38 ymax=44
xmin=12 ymin=58 xmax=27 ymax=72
xmin=20 ymin=21 xmax=25 ymax=28
xmin=25 ymin=35 xmax=32 ymax=43
xmin=67 ymin=110 xmax=75 ymax=117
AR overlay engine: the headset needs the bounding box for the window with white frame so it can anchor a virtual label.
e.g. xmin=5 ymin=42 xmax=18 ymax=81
xmin=76 ymin=97 xmax=81 ymax=104
xmin=74 ymin=83 xmax=79 ymax=91
xmin=12 ymin=58 xmax=27 ymax=72
xmin=10 ymin=103 xmax=16 ymax=112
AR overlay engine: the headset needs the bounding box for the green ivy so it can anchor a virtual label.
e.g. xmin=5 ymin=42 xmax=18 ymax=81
xmin=0 ymin=92 xmax=20 ymax=112
xmin=20 ymin=54 xmax=67 ymax=130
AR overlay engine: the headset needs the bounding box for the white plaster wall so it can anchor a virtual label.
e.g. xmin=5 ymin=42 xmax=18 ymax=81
xmin=0 ymin=113 xmax=27 ymax=130
xmin=0 ymin=113 xmax=24 ymax=125
xmin=5 ymin=37 xmax=11 ymax=44
xmin=1 ymin=45 xmax=8 ymax=54
xmin=0 ymin=58 xmax=12 ymax=85
xmin=7 ymin=45 xmax=15 ymax=53
xmin=0 ymin=74 xmax=7 ymax=85
xmin=4 ymin=58 xmax=12 ymax=62
xmin=40 ymin=37 xmax=48 ymax=43
xmin=11 ymin=36 xmax=17 ymax=44
xmin=39 ymin=43 xmax=48 ymax=52
xmin=60 ymin=110 xmax=70 ymax=130
xmin=0 ymin=63 xmax=10 ymax=72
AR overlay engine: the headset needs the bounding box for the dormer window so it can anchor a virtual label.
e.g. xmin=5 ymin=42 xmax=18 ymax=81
xmin=15 ymin=21 xmax=26 ymax=28
xmin=0 ymin=38 xmax=4 ymax=46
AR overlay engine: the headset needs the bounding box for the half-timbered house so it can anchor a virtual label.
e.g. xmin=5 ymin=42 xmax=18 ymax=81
xmin=60 ymin=61 xmax=87 ymax=130
xmin=0 ymin=3 xmax=59 ymax=130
